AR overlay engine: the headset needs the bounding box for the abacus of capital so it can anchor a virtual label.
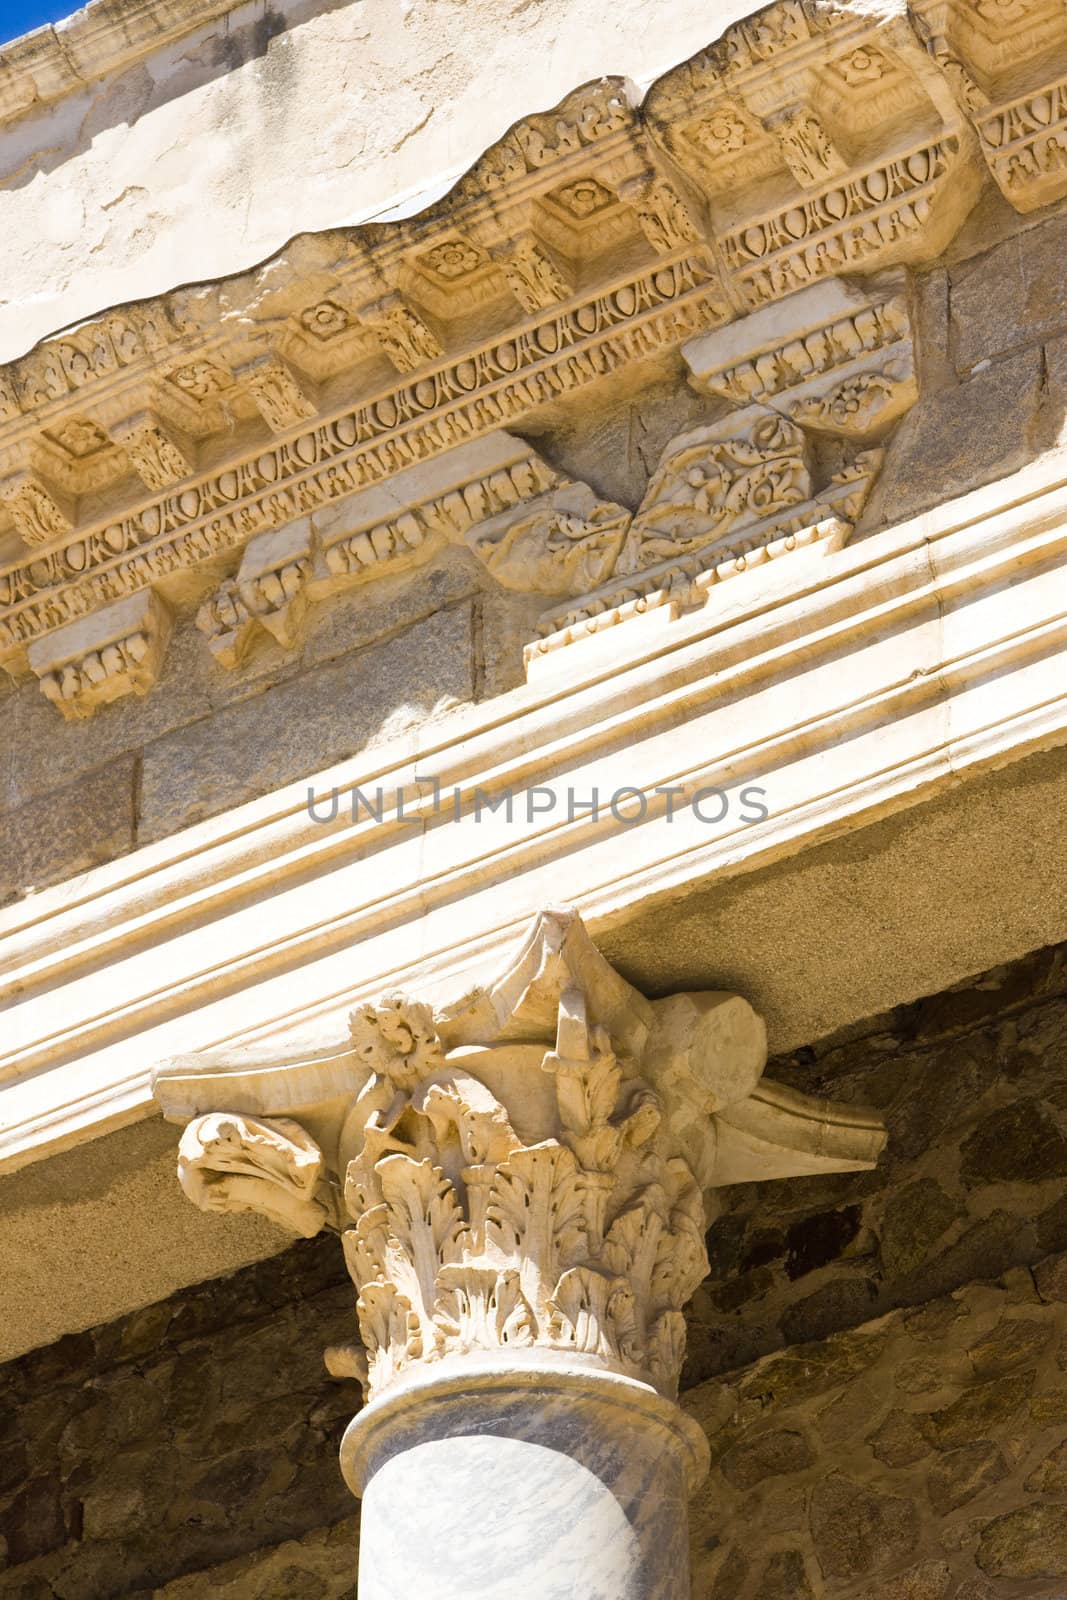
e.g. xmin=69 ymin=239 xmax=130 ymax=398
xmin=154 ymin=907 xmax=885 ymax=1598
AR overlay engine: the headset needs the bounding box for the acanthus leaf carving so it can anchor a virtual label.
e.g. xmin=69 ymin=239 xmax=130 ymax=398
xmin=4 ymin=471 xmax=74 ymax=548
xmin=500 ymin=237 xmax=574 ymax=313
xmin=156 ymin=908 xmax=887 ymax=1405
xmin=363 ymin=296 xmax=444 ymax=374
xmin=114 ymin=412 xmax=194 ymax=492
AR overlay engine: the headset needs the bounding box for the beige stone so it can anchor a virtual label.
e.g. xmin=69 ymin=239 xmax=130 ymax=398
xmin=138 ymin=600 xmax=474 ymax=840
xmin=0 ymin=755 xmax=138 ymax=906
xmin=26 ymin=590 xmax=172 ymax=721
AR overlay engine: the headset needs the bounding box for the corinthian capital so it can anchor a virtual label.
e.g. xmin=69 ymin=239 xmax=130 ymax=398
xmin=155 ymin=908 xmax=884 ymax=1403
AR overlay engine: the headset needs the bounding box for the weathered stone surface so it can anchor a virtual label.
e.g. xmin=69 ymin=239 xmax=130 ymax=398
xmin=0 ymin=1237 xmax=356 ymax=1597
xmin=1031 ymin=1388 xmax=1067 ymax=1423
xmin=926 ymin=1441 xmax=1008 ymax=1514
xmin=1035 ymin=1251 xmax=1067 ymax=1302
xmin=881 ymin=1181 xmax=961 ymax=1278
xmin=865 ymin=351 xmax=1043 ymax=527
xmin=855 ymin=1560 xmax=952 ymax=1600
xmin=720 ymin=1429 xmax=813 ymax=1490
xmin=968 ymin=1317 xmax=1051 ymax=1378
xmin=977 ymin=1504 xmax=1067 ymax=1578
xmin=959 ymin=1101 xmax=1067 ymax=1187
xmin=780 ymin=1279 xmax=879 ymax=1346
xmin=139 ymin=603 xmax=474 ymax=841
xmin=144 ymin=1518 xmax=359 ymax=1598
xmin=739 ymin=1330 xmax=886 ymax=1408
xmin=0 ymin=756 xmax=138 ymax=906
xmin=708 ymin=1546 xmax=749 ymax=1599
xmin=808 ymin=1474 xmax=919 ymax=1581
xmin=950 ymin=214 xmax=1067 ymax=372
xmin=869 ymin=1410 xmax=930 ymax=1468
xmin=918 ymin=1374 xmax=1034 ymax=1450
xmin=1025 ymin=1437 xmax=1067 ymax=1492
xmin=760 ymin=1549 xmax=815 ymax=1600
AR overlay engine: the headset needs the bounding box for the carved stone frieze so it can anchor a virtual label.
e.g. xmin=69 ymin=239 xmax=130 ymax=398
xmin=618 ymin=408 xmax=813 ymax=575
xmin=198 ymin=521 xmax=313 ymax=665
xmin=469 ymin=483 xmax=629 ymax=596
xmin=974 ymin=75 xmax=1067 ymax=211
xmin=3 ymin=470 xmax=74 ymax=547
xmin=241 ymin=355 xmax=319 ymax=435
xmin=113 ymin=412 xmax=194 ymax=493
xmin=0 ymin=252 xmax=728 ymax=658
xmin=683 ymin=273 xmax=916 ymax=439
xmin=309 ymin=432 xmax=562 ymax=596
xmin=27 ymin=589 xmax=171 ymax=719
xmin=155 ymin=908 xmax=885 ymax=1403
xmin=913 ymin=0 xmax=1067 ymax=209
xmin=527 ymin=454 xmax=881 ymax=669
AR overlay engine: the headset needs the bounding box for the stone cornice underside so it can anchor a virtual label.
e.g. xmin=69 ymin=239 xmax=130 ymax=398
xmin=1 ymin=0 xmax=1065 ymax=708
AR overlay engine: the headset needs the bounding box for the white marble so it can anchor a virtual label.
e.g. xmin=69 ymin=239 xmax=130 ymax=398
xmin=343 ymin=1360 xmax=708 ymax=1600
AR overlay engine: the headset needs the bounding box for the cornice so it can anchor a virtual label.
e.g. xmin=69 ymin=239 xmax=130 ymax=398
xmin=0 ymin=0 xmax=1064 ymax=709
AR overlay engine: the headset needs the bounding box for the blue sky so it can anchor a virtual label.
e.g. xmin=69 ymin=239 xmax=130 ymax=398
xmin=0 ymin=1 xmax=77 ymax=46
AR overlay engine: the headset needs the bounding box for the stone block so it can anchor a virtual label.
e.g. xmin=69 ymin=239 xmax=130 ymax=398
xmin=967 ymin=1316 xmax=1051 ymax=1377
xmin=978 ymin=1504 xmax=1067 ymax=1579
xmin=869 ymin=1410 xmax=930 ymax=1468
xmin=719 ymin=1428 xmax=812 ymax=1489
xmin=1025 ymin=1437 xmax=1067 ymax=1492
xmin=0 ymin=757 xmax=137 ymax=904
xmin=809 ymin=1473 xmax=919 ymax=1581
xmin=855 ymin=1562 xmax=952 ymax=1600
xmin=862 ymin=351 xmax=1043 ymax=528
xmin=139 ymin=602 xmax=474 ymax=842
xmin=759 ymin=1550 xmax=814 ymax=1600
xmin=1036 ymin=1250 xmax=1067 ymax=1301
xmin=881 ymin=1180 xmax=961 ymax=1279
xmin=960 ymin=1099 xmax=1067 ymax=1186
xmin=918 ymin=1372 xmax=1034 ymax=1449
xmin=926 ymin=1441 xmax=1007 ymax=1514
xmin=951 ymin=215 xmax=1067 ymax=371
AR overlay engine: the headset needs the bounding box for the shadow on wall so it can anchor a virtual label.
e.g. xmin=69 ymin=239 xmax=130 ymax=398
xmin=858 ymin=204 xmax=1067 ymax=536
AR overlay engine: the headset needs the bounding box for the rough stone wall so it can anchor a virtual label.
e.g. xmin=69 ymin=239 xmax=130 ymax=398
xmin=5 ymin=940 xmax=1067 ymax=1596
xmin=691 ymin=1269 xmax=1067 ymax=1599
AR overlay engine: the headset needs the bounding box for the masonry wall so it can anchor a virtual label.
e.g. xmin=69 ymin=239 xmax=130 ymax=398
xmin=4 ymin=940 xmax=1067 ymax=1596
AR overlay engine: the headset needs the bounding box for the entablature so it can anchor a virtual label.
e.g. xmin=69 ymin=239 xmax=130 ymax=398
xmin=0 ymin=0 xmax=1063 ymax=715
